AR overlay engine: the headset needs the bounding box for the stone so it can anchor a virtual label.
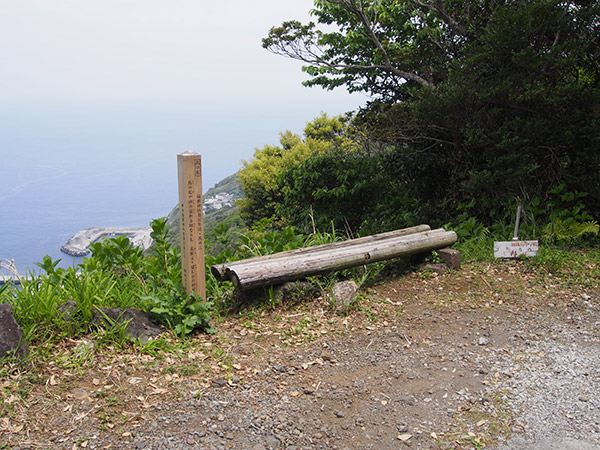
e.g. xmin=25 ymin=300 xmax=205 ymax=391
xmin=264 ymin=435 xmax=280 ymax=447
xmin=331 ymin=281 xmax=359 ymax=313
xmin=437 ymin=248 xmax=461 ymax=270
xmin=211 ymin=377 xmax=227 ymax=387
xmin=57 ymin=300 xmax=77 ymax=321
xmin=478 ymin=337 xmax=490 ymax=346
xmin=93 ymin=308 xmax=163 ymax=342
xmin=0 ymin=304 xmax=29 ymax=362
xmin=71 ymin=388 xmax=92 ymax=401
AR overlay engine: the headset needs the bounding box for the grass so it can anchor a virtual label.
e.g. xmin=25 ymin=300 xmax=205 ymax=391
xmin=526 ymin=246 xmax=600 ymax=289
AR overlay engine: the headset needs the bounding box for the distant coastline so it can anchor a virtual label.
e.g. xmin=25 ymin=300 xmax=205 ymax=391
xmin=61 ymin=227 xmax=153 ymax=257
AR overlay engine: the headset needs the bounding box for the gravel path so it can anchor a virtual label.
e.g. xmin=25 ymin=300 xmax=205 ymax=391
xmin=492 ymin=294 xmax=600 ymax=450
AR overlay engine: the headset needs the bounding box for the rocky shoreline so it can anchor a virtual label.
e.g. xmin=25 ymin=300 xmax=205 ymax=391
xmin=60 ymin=227 xmax=153 ymax=257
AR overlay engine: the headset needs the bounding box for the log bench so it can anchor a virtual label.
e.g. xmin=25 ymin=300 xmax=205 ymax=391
xmin=211 ymin=225 xmax=458 ymax=290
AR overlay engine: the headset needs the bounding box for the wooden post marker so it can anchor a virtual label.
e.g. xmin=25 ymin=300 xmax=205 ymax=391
xmin=177 ymin=151 xmax=206 ymax=299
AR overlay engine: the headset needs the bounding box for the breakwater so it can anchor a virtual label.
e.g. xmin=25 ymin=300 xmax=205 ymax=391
xmin=0 ymin=275 xmax=32 ymax=286
xmin=60 ymin=227 xmax=153 ymax=257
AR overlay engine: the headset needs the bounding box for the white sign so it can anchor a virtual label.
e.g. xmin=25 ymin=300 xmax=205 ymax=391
xmin=494 ymin=240 xmax=539 ymax=258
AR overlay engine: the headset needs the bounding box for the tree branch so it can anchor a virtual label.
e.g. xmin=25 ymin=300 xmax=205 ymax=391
xmin=324 ymin=0 xmax=434 ymax=87
xmin=410 ymin=0 xmax=468 ymax=35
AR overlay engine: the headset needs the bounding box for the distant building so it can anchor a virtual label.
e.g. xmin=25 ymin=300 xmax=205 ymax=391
xmin=203 ymin=192 xmax=234 ymax=212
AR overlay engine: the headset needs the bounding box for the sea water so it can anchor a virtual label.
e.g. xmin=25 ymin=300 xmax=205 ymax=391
xmin=0 ymin=101 xmax=355 ymax=275
xmin=0 ymin=103 xmax=249 ymax=274
xmin=1 ymin=107 xmax=180 ymax=274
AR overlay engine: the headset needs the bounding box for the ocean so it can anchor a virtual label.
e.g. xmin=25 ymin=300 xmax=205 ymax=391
xmin=0 ymin=100 xmax=360 ymax=275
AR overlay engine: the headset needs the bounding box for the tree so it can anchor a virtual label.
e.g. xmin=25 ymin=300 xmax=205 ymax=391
xmin=277 ymin=149 xmax=383 ymax=234
xmin=265 ymin=1 xmax=600 ymax=227
xmin=263 ymin=0 xmax=475 ymax=99
xmin=236 ymin=113 xmax=357 ymax=226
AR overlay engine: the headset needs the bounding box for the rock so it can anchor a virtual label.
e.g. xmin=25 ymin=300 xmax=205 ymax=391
xmin=398 ymin=396 xmax=415 ymax=406
xmin=0 ymin=304 xmax=29 ymax=362
xmin=57 ymin=300 xmax=77 ymax=321
xmin=211 ymin=377 xmax=227 ymax=387
xmin=321 ymin=352 xmax=334 ymax=363
xmin=478 ymin=337 xmax=490 ymax=346
xmin=93 ymin=308 xmax=163 ymax=342
xmin=264 ymin=435 xmax=280 ymax=447
xmin=331 ymin=281 xmax=359 ymax=313
xmin=437 ymin=248 xmax=461 ymax=270
xmin=71 ymin=388 xmax=92 ymax=401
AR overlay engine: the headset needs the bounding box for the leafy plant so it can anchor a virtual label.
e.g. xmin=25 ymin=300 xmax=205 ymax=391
xmin=236 ymin=113 xmax=357 ymax=227
xmin=543 ymin=219 xmax=599 ymax=243
xmin=149 ymin=291 xmax=214 ymax=336
xmin=4 ymin=217 xmax=215 ymax=343
xmin=140 ymin=218 xmax=214 ymax=336
xmin=538 ymin=185 xmax=599 ymax=243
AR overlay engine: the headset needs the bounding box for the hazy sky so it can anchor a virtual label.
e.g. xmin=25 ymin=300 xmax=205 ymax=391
xmin=0 ymin=0 xmax=364 ymax=107
xmin=0 ymin=0 xmax=366 ymax=184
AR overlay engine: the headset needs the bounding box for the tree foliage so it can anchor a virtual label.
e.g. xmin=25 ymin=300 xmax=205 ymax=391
xmin=265 ymin=0 xmax=600 ymax=229
xmin=277 ymin=148 xmax=383 ymax=234
xmin=236 ymin=113 xmax=357 ymax=226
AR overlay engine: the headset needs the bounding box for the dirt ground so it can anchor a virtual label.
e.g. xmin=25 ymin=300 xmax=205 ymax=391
xmin=1 ymin=258 xmax=599 ymax=449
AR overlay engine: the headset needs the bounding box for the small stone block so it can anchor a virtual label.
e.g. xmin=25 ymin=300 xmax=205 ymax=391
xmin=437 ymin=248 xmax=461 ymax=270
xmin=331 ymin=280 xmax=359 ymax=313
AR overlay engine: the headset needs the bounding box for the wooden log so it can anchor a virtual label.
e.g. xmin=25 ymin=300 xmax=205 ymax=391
xmin=225 ymin=229 xmax=457 ymax=290
xmin=210 ymin=224 xmax=431 ymax=281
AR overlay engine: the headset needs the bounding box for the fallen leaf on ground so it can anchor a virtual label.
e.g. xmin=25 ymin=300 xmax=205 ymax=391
xmin=5 ymin=394 xmax=18 ymax=404
xmin=152 ymin=388 xmax=168 ymax=395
